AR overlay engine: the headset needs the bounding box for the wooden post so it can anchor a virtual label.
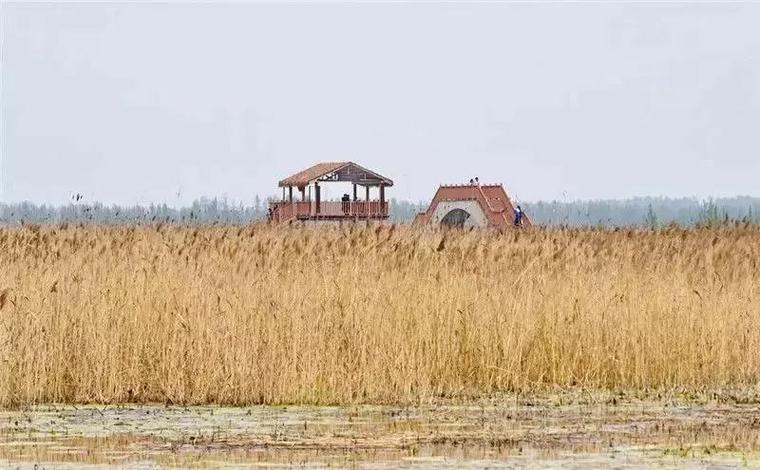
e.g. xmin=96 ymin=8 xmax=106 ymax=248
xmin=353 ymin=184 xmax=357 ymax=201
xmin=380 ymin=184 xmax=385 ymax=217
xmin=315 ymin=182 xmax=321 ymax=215
xmin=365 ymin=185 xmax=370 ymax=201
xmin=300 ymin=186 xmax=305 ymax=202
xmin=308 ymin=185 xmax=313 ymax=215
xmin=288 ymin=186 xmax=293 ymax=202
xmin=282 ymin=186 xmax=285 ymax=202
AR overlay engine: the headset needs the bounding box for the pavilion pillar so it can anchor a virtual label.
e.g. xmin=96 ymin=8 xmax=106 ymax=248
xmin=353 ymin=184 xmax=358 ymax=201
xmin=315 ymin=182 xmax=321 ymax=215
xmin=288 ymin=186 xmax=293 ymax=202
xmin=300 ymin=186 xmax=306 ymax=202
xmin=365 ymin=185 xmax=370 ymax=201
xmin=379 ymin=184 xmax=385 ymax=204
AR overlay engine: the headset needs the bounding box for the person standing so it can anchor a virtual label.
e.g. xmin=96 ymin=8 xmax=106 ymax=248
xmin=514 ymin=205 xmax=524 ymax=227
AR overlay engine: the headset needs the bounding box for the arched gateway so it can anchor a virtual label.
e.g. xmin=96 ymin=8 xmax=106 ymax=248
xmin=413 ymin=183 xmax=530 ymax=229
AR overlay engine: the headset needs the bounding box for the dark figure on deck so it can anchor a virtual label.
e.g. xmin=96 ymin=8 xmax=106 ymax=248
xmin=341 ymin=193 xmax=351 ymax=214
xmin=514 ymin=205 xmax=524 ymax=227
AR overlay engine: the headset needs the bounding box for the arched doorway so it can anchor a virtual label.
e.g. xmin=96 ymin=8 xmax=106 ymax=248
xmin=440 ymin=208 xmax=471 ymax=227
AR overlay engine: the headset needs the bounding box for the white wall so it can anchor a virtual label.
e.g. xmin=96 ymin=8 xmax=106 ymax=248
xmin=430 ymin=200 xmax=489 ymax=228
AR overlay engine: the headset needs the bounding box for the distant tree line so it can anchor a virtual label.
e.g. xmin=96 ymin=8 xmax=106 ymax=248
xmin=1 ymin=195 xmax=758 ymax=227
xmin=0 ymin=197 xmax=268 ymax=225
xmin=522 ymin=196 xmax=760 ymax=227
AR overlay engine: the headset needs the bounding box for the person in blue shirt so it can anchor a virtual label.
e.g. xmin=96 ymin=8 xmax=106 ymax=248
xmin=514 ymin=205 xmax=524 ymax=227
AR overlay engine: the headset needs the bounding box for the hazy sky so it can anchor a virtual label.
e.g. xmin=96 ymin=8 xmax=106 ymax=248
xmin=2 ymin=2 xmax=759 ymax=206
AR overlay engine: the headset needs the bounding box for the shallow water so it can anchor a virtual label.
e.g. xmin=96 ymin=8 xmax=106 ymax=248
xmin=2 ymin=395 xmax=759 ymax=468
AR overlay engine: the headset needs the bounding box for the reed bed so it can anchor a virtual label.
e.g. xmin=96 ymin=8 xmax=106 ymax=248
xmin=0 ymin=223 xmax=758 ymax=406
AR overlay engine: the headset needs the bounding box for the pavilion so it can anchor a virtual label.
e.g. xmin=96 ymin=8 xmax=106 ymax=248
xmin=268 ymin=162 xmax=394 ymax=223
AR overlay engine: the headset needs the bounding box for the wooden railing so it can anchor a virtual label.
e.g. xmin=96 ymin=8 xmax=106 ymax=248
xmin=316 ymin=201 xmax=388 ymax=217
xmin=269 ymin=201 xmax=388 ymax=222
xmin=270 ymin=202 xmax=310 ymax=222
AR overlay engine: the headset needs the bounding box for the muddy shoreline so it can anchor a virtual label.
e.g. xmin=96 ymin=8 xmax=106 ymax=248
xmin=2 ymin=394 xmax=760 ymax=468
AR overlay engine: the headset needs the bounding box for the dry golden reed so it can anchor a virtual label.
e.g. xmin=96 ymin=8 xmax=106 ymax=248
xmin=0 ymin=223 xmax=758 ymax=406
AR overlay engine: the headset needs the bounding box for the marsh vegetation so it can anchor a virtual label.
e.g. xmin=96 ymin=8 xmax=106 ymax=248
xmin=0 ymin=224 xmax=758 ymax=406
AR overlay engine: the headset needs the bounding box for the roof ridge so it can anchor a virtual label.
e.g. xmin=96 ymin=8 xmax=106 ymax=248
xmin=438 ymin=183 xmax=503 ymax=187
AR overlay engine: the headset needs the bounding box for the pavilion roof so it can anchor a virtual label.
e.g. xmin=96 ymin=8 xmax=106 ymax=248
xmin=278 ymin=162 xmax=394 ymax=188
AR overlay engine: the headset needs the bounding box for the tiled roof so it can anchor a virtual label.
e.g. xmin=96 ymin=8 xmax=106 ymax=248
xmin=279 ymin=162 xmax=349 ymax=187
xmin=278 ymin=162 xmax=393 ymax=187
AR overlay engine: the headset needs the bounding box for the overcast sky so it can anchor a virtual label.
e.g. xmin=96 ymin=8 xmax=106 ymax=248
xmin=1 ymin=2 xmax=759 ymax=206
